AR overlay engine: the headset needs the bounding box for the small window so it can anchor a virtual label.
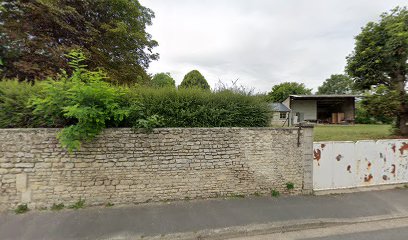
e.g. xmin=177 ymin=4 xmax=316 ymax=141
xmin=280 ymin=112 xmax=287 ymax=119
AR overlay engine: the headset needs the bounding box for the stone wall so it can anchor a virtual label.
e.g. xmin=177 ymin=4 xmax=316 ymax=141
xmin=0 ymin=127 xmax=313 ymax=210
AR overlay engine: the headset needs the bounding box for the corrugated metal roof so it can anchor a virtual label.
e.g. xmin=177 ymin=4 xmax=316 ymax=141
xmin=270 ymin=103 xmax=291 ymax=112
xmin=290 ymin=94 xmax=360 ymax=98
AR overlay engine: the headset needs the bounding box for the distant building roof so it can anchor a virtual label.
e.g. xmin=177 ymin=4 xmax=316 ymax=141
xmin=270 ymin=103 xmax=291 ymax=112
xmin=289 ymin=94 xmax=360 ymax=99
xmin=284 ymin=94 xmax=361 ymax=102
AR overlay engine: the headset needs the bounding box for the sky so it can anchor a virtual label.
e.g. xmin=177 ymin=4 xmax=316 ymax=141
xmin=139 ymin=0 xmax=407 ymax=93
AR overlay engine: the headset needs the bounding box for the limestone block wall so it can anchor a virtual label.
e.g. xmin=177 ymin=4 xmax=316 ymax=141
xmin=0 ymin=127 xmax=313 ymax=210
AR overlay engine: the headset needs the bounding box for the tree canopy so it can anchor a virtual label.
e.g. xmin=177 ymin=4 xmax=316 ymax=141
xmin=317 ymin=74 xmax=355 ymax=95
xmin=346 ymin=6 xmax=408 ymax=134
xmin=0 ymin=0 xmax=158 ymax=84
xmin=151 ymin=73 xmax=176 ymax=88
xmin=359 ymin=86 xmax=398 ymax=124
xmin=267 ymin=82 xmax=312 ymax=102
xmin=179 ymin=70 xmax=210 ymax=90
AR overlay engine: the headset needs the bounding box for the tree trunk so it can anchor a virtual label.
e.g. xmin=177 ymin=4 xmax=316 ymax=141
xmin=398 ymin=113 xmax=408 ymax=135
xmin=394 ymin=73 xmax=408 ymax=135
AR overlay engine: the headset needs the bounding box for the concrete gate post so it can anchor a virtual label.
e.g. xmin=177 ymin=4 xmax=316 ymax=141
xmin=301 ymin=125 xmax=314 ymax=194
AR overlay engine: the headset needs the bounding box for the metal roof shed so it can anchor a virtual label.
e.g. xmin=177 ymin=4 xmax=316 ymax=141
xmin=283 ymin=95 xmax=358 ymax=124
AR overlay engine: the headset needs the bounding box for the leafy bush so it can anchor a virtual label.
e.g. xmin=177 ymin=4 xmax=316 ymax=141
xmin=131 ymin=87 xmax=270 ymax=128
xmin=133 ymin=115 xmax=164 ymax=131
xmin=31 ymin=51 xmax=141 ymax=151
xmin=0 ymin=80 xmax=44 ymax=127
xmin=358 ymin=86 xmax=396 ymax=125
xmin=355 ymin=102 xmax=377 ymax=124
xmin=355 ymin=87 xmax=396 ymax=125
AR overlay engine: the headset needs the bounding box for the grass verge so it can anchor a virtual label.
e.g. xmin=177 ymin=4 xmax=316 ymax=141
xmin=314 ymin=124 xmax=397 ymax=142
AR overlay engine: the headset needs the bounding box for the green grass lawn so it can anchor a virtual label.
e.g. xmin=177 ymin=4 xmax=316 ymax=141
xmin=313 ymin=124 xmax=398 ymax=142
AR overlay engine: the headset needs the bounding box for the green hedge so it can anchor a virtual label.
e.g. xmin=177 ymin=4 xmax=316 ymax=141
xmin=0 ymin=51 xmax=270 ymax=151
xmin=0 ymin=82 xmax=270 ymax=129
xmin=0 ymin=80 xmax=45 ymax=128
xmin=128 ymin=87 xmax=270 ymax=128
xmin=0 ymin=80 xmax=270 ymax=151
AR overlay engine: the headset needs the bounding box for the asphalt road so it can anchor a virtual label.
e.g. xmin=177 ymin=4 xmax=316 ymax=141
xmin=0 ymin=189 xmax=407 ymax=240
xmin=229 ymin=217 xmax=408 ymax=240
xmin=310 ymin=227 xmax=408 ymax=240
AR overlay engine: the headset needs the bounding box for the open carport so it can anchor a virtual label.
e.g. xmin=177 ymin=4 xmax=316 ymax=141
xmin=283 ymin=95 xmax=357 ymax=124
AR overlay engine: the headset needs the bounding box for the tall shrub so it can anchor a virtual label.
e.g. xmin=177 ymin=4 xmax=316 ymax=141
xmin=179 ymin=70 xmax=210 ymax=90
xmin=31 ymin=51 xmax=141 ymax=151
xmin=151 ymin=72 xmax=176 ymax=88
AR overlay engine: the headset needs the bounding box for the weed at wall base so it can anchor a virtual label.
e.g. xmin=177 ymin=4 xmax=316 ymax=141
xmin=228 ymin=193 xmax=245 ymax=199
xmin=68 ymin=198 xmax=85 ymax=209
xmin=15 ymin=204 xmax=29 ymax=214
xmin=253 ymin=192 xmax=261 ymax=197
xmin=51 ymin=203 xmax=65 ymax=211
xmin=286 ymin=182 xmax=295 ymax=190
xmin=271 ymin=190 xmax=280 ymax=197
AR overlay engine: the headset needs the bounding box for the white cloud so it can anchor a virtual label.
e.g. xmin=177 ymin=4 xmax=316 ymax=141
xmin=140 ymin=0 xmax=406 ymax=92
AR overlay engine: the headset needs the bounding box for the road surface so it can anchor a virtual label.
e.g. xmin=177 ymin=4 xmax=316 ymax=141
xmin=229 ymin=217 xmax=408 ymax=240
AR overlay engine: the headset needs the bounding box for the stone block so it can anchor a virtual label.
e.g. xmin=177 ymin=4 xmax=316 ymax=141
xmin=1 ymin=163 xmax=14 ymax=169
xmin=15 ymin=163 xmax=34 ymax=168
xmin=54 ymin=185 xmax=66 ymax=192
xmin=36 ymin=163 xmax=52 ymax=169
xmin=21 ymin=189 xmax=32 ymax=203
xmin=16 ymin=173 xmax=27 ymax=192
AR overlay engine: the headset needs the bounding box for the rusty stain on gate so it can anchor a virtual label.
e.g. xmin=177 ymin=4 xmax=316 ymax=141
xmin=313 ymin=140 xmax=408 ymax=190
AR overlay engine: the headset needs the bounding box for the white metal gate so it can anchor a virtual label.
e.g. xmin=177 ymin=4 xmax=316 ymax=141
xmin=313 ymin=140 xmax=408 ymax=190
